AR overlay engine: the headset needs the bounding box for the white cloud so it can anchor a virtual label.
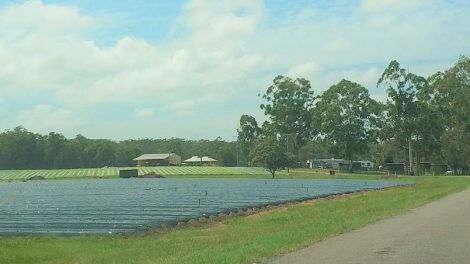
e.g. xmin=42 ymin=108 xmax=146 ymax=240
xmin=167 ymin=100 xmax=195 ymax=113
xmin=0 ymin=0 xmax=469 ymax=139
xmin=286 ymin=62 xmax=319 ymax=79
xmin=322 ymin=39 xmax=349 ymax=52
xmin=135 ymin=108 xmax=155 ymax=118
xmin=0 ymin=0 xmax=271 ymax=111
xmin=325 ymin=67 xmax=381 ymax=88
xmin=0 ymin=0 xmax=93 ymax=34
xmin=183 ymin=0 xmax=264 ymax=49
xmin=360 ymin=0 xmax=427 ymax=13
xmin=13 ymin=105 xmax=83 ymax=135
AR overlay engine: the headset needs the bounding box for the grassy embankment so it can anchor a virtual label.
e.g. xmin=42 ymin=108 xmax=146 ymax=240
xmin=1 ymin=173 xmax=469 ymax=264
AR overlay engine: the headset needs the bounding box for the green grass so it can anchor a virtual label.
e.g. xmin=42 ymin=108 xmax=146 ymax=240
xmin=1 ymin=175 xmax=469 ymax=264
xmin=0 ymin=166 xmax=272 ymax=180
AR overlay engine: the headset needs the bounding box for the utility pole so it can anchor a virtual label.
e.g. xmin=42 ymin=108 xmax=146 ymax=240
xmin=236 ymin=138 xmax=239 ymax=167
xmin=409 ymin=137 xmax=413 ymax=175
xmin=286 ymin=135 xmax=289 ymax=153
xmin=233 ymin=135 xmax=239 ymax=167
xmin=286 ymin=135 xmax=290 ymax=173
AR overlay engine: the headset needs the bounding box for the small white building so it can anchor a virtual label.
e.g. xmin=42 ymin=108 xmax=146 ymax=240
xmin=308 ymin=158 xmax=350 ymax=169
xmin=307 ymin=159 xmax=374 ymax=171
xmin=183 ymin=156 xmax=218 ymax=166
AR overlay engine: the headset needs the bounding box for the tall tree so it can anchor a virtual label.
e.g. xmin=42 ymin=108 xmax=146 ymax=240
xmin=0 ymin=127 xmax=44 ymax=169
xmin=429 ymin=56 xmax=470 ymax=173
xmin=377 ymin=60 xmax=427 ymax=174
xmin=219 ymin=146 xmax=237 ymax=167
xmin=260 ymin=75 xmax=315 ymax=158
xmin=237 ymin=114 xmax=261 ymax=165
xmin=43 ymin=132 xmax=67 ymax=168
xmin=430 ymin=56 xmax=470 ymax=127
xmin=314 ymin=79 xmax=381 ymax=167
xmin=260 ymin=121 xmax=277 ymax=139
xmin=440 ymin=125 xmax=470 ymax=174
xmin=93 ymin=140 xmax=117 ymax=167
xmin=414 ymin=91 xmax=443 ymax=168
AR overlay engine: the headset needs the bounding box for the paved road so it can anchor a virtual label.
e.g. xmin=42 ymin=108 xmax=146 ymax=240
xmin=269 ymin=189 xmax=470 ymax=264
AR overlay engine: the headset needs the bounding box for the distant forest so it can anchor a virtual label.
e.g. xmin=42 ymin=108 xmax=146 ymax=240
xmin=0 ymin=56 xmax=468 ymax=173
xmin=0 ymin=127 xmax=239 ymax=169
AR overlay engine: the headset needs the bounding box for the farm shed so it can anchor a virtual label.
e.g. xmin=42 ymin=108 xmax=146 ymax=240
xmin=119 ymin=169 xmax=138 ymax=178
xmin=385 ymin=163 xmax=405 ymax=174
xmin=183 ymin=156 xmax=218 ymax=166
xmin=385 ymin=162 xmax=437 ymax=175
xmin=133 ymin=153 xmax=181 ymax=167
xmin=308 ymin=158 xmax=350 ymax=170
xmin=419 ymin=162 xmax=432 ymax=174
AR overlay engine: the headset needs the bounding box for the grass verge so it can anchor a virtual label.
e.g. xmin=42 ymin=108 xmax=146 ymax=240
xmin=0 ymin=176 xmax=469 ymax=264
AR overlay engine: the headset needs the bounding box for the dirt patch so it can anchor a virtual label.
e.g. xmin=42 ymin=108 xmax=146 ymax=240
xmin=140 ymin=172 xmax=165 ymax=178
xmin=27 ymin=175 xmax=45 ymax=180
xmin=330 ymin=192 xmax=362 ymax=201
xmin=140 ymin=217 xmax=227 ymax=237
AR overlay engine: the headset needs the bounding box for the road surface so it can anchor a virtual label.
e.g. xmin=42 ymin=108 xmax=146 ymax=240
xmin=268 ymin=188 xmax=470 ymax=264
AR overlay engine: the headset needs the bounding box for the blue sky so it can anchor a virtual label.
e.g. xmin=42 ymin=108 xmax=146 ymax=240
xmin=0 ymin=0 xmax=469 ymax=140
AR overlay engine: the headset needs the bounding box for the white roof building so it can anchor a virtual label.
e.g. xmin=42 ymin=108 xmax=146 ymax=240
xmin=183 ymin=156 xmax=218 ymax=163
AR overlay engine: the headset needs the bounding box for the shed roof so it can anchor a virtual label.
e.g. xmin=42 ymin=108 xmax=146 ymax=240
xmin=183 ymin=156 xmax=218 ymax=162
xmin=133 ymin=153 xmax=176 ymax=161
xmin=202 ymin=156 xmax=217 ymax=162
xmin=183 ymin=156 xmax=200 ymax=162
xmin=310 ymin=158 xmax=349 ymax=163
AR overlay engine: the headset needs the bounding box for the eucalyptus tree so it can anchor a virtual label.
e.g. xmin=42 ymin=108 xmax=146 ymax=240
xmin=440 ymin=125 xmax=470 ymax=173
xmin=260 ymin=121 xmax=277 ymax=139
xmin=377 ymin=60 xmax=427 ymax=174
xmin=314 ymin=79 xmax=381 ymax=168
xmin=43 ymin=132 xmax=68 ymax=168
xmin=429 ymin=56 xmax=470 ymax=173
xmin=237 ymin=114 xmax=261 ymax=165
xmin=430 ymin=56 xmax=470 ymax=128
xmin=0 ymin=126 xmax=44 ymax=169
xmin=259 ymin=75 xmax=315 ymax=159
xmin=414 ymin=85 xmax=444 ymax=166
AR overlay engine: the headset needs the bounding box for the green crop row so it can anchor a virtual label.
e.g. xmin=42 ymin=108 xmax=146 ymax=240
xmin=0 ymin=166 xmax=271 ymax=180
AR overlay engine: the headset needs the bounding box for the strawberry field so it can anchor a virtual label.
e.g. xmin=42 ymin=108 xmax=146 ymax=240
xmin=0 ymin=166 xmax=271 ymax=180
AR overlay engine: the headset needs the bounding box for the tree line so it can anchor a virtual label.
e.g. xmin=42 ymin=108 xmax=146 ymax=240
xmin=0 ymin=128 xmax=238 ymax=170
xmin=239 ymin=56 xmax=470 ymax=175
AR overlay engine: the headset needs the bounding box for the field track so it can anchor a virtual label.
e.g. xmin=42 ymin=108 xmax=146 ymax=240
xmin=0 ymin=166 xmax=271 ymax=180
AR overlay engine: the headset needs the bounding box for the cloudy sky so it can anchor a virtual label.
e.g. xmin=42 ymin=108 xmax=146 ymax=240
xmin=0 ymin=0 xmax=469 ymax=140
